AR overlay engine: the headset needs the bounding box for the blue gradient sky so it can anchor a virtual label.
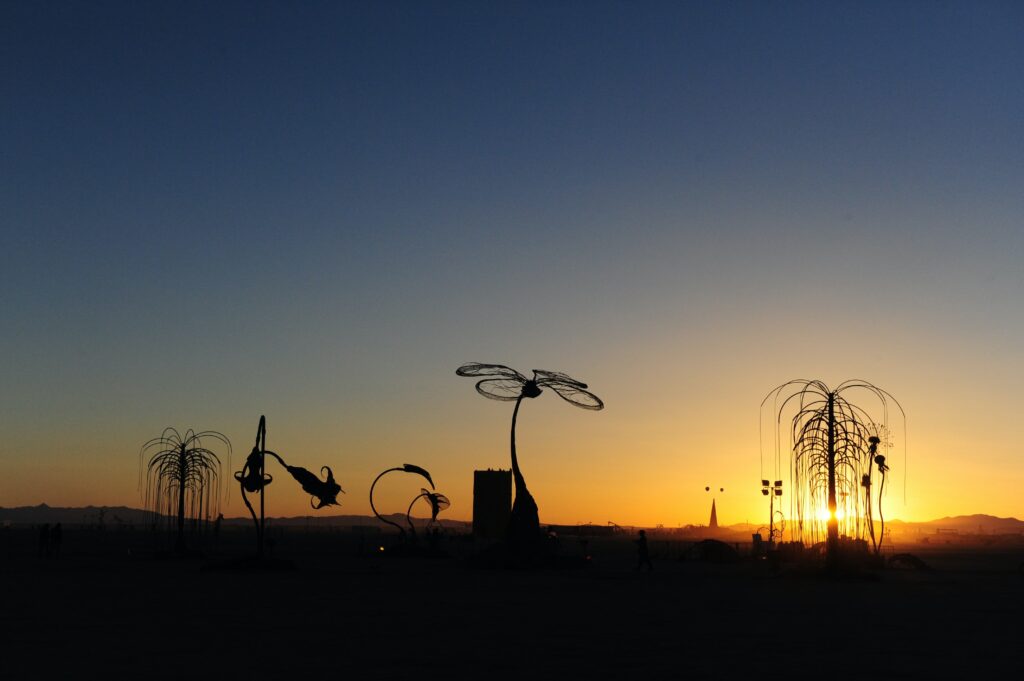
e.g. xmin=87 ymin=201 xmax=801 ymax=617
xmin=2 ymin=1 xmax=1023 ymax=524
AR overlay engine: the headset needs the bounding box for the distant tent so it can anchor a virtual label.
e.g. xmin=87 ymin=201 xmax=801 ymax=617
xmin=684 ymin=539 xmax=738 ymax=563
xmin=709 ymin=499 xmax=718 ymax=529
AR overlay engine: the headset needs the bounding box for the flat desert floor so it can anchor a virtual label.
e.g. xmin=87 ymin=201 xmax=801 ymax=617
xmin=3 ymin=530 xmax=1023 ymax=679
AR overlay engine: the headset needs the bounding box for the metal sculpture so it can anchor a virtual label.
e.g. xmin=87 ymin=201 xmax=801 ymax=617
xmin=456 ymin=363 xmax=604 ymax=545
xmin=234 ymin=415 xmax=343 ymax=556
xmin=406 ymin=488 xmax=451 ymax=536
xmin=369 ymin=464 xmax=434 ymax=538
xmin=761 ymin=380 xmax=905 ymax=563
xmin=140 ymin=427 xmax=231 ymax=554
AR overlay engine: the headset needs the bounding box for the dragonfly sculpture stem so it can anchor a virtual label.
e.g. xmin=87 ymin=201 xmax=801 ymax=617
xmin=508 ymin=393 xmax=540 ymax=543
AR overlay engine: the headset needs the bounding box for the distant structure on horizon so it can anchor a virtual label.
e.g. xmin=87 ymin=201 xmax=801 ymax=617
xmin=709 ymin=499 xmax=718 ymax=529
xmin=473 ymin=469 xmax=511 ymax=540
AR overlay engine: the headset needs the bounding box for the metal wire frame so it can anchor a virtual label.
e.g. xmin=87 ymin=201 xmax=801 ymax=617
xmin=760 ymin=380 xmax=906 ymax=553
xmin=139 ymin=427 xmax=231 ymax=551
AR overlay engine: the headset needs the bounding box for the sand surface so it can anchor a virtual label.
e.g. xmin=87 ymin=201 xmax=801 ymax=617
xmin=4 ymin=529 xmax=1022 ymax=679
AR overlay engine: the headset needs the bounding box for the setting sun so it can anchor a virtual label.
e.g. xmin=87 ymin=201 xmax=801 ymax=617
xmin=816 ymin=508 xmax=845 ymax=522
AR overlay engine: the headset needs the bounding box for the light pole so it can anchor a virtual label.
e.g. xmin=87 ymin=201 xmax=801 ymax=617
xmin=761 ymin=479 xmax=783 ymax=547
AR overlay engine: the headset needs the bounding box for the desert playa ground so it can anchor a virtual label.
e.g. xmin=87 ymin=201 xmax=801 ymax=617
xmin=3 ymin=528 xmax=1023 ymax=679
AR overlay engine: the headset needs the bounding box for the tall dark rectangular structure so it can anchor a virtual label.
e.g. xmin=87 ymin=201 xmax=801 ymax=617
xmin=473 ymin=469 xmax=511 ymax=540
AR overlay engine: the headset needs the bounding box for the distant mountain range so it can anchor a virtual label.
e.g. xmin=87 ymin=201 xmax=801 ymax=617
xmin=721 ymin=514 xmax=1024 ymax=536
xmin=2 ymin=505 xmax=1022 ymax=534
xmin=885 ymin=514 xmax=1024 ymax=534
xmin=0 ymin=503 xmax=470 ymax=529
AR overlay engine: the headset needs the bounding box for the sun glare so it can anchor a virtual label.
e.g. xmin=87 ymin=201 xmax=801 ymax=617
xmin=815 ymin=508 xmax=845 ymax=522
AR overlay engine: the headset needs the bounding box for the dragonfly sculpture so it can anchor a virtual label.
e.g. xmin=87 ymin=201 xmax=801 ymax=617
xmin=456 ymin=363 xmax=603 ymax=546
xmin=234 ymin=415 xmax=343 ymax=556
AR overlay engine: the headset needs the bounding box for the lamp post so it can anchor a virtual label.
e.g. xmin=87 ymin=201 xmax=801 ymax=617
xmin=761 ymin=479 xmax=783 ymax=547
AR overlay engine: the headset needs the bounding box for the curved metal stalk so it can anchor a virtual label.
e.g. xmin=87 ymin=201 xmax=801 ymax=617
xmin=371 ymin=464 xmax=434 ymax=540
xmin=405 ymin=492 xmax=429 ymax=538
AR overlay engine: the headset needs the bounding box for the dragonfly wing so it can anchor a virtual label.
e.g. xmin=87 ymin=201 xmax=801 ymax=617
xmin=457 ymin=363 xmax=527 ymax=381
xmin=474 ymin=378 xmax=524 ymax=401
xmin=543 ymin=380 xmax=604 ymax=410
xmin=534 ymin=369 xmax=588 ymax=389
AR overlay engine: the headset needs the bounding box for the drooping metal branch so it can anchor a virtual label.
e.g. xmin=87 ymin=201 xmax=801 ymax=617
xmin=405 ymin=489 xmax=450 ymax=537
xmin=370 ymin=464 xmax=434 ymax=538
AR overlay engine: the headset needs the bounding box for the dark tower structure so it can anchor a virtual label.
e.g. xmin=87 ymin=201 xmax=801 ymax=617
xmin=473 ymin=469 xmax=512 ymax=540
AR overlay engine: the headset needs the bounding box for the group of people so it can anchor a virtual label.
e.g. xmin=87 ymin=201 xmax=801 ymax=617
xmin=37 ymin=522 xmax=62 ymax=558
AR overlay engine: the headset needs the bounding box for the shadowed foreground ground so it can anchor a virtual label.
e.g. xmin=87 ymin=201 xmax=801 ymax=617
xmin=4 ymin=531 xmax=1022 ymax=679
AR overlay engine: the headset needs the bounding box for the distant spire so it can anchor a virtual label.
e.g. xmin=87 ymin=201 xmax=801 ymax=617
xmin=709 ymin=499 xmax=718 ymax=529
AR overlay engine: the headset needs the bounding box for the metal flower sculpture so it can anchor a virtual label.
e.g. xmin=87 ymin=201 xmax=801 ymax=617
xmin=761 ymin=380 xmax=905 ymax=564
xmin=456 ymin=363 xmax=603 ymax=545
xmin=234 ymin=415 xmax=343 ymax=556
xmin=406 ymin=489 xmax=451 ymax=536
xmin=369 ymin=464 xmax=434 ymax=538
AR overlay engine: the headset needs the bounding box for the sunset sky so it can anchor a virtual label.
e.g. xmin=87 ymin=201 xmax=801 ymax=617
xmin=3 ymin=1 xmax=1023 ymax=527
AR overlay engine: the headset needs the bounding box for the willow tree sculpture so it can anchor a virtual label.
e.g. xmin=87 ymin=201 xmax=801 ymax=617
xmin=456 ymin=363 xmax=604 ymax=546
xmin=369 ymin=464 xmax=434 ymax=538
xmin=406 ymin=489 xmax=451 ymax=536
xmin=761 ymin=380 xmax=905 ymax=564
xmin=140 ymin=427 xmax=231 ymax=554
xmin=234 ymin=415 xmax=343 ymax=556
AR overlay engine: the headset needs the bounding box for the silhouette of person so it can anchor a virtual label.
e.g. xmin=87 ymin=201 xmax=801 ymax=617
xmin=213 ymin=513 xmax=223 ymax=549
xmin=51 ymin=523 xmax=62 ymax=559
xmin=38 ymin=523 xmax=50 ymax=558
xmin=635 ymin=529 xmax=653 ymax=571
xmin=428 ymin=527 xmax=440 ymax=553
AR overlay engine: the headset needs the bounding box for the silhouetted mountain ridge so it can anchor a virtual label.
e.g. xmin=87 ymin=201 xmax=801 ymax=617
xmin=3 ymin=505 xmax=1021 ymax=532
xmin=0 ymin=504 xmax=470 ymax=529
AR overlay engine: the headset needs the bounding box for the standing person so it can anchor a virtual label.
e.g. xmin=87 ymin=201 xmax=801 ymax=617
xmin=50 ymin=523 xmax=63 ymax=558
xmin=38 ymin=523 xmax=50 ymax=558
xmin=635 ymin=529 xmax=653 ymax=571
xmin=213 ymin=513 xmax=223 ymax=551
